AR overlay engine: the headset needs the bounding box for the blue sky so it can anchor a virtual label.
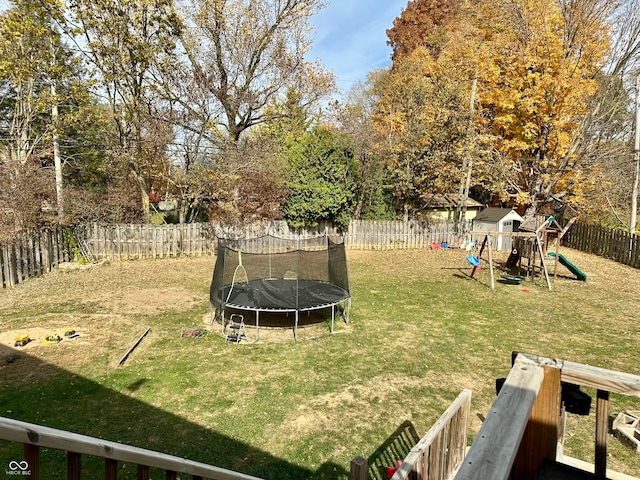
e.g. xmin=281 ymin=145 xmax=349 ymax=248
xmin=308 ymin=0 xmax=408 ymax=94
xmin=0 ymin=0 xmax=407 ymax=93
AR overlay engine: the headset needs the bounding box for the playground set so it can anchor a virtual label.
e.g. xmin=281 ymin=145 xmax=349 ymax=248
xmin=465 ymin=215 xmax=587 ymax=289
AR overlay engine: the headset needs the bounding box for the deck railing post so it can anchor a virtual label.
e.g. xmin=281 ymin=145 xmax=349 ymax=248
xmin=105 ymin=458 xmax=117 ymax=480
xmin=137 ymin=465 xmax=149 ymax=480
xmin=24 ymin=443 xmax=40 ymax=480
xmin=595 ymin=389 xmax=610 ymax=478
xmin=511 ymin=365 xmax=562 ymax=480
xmin=67 ymin=452 xmax=81 ymax=480
xmin=349 ymin=456 xmax=368 ymax=480
xmin=454 ymin=365 xmax=543 ymax=480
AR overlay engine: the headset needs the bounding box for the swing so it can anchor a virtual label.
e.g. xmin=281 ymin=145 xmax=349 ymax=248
xmin=500 ymin=274 xmax=525 ymax=285
xmin=467 ymin=255 xmax=480 ymax=267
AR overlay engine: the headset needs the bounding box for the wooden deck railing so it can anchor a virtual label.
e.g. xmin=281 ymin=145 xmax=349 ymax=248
xmin=349 ymin=389 xmax=472 ymax=480
xmin=4 ymin=354 xmax=639 ymax=480
xmin=453 ymin=360 xmax=546 ymax=480
xmin=355 ymin=353 xmax=640 ymax=480
xmin=0 ymin=416 xmax=263 ymax=480
xmin=454 ymin=352 xmax=640 ymax=480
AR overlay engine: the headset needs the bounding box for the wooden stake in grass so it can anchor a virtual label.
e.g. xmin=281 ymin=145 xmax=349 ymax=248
xmin=118 ymin=327 xmax=151 ymax=366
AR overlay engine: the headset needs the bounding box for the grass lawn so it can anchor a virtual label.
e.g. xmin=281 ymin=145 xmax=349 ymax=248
xmin=1 ymin=247 xmax=640 ymax=479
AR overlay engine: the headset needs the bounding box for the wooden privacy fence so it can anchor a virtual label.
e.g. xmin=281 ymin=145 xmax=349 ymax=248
xmin=75 ymin=223 xmax=218 ymax=260
xmin=0 ymin=220 xmax=469 ymax=288
xmin=0 ymin=227 xmax=71 ymax=289
xmin=76 ymin=220 xmax=471 ymax=260
xmin=6 ymin=218 xmax=640 ymax=289
xmin=562 ymin=220 xmax=640 ymax=268
xmin=73 ymin=219 xmax=640 ymax=264
xmin=346 ymin=220 xmax=469 ymax=249
xmin=350 ymin=389 xmax=471 ymax=480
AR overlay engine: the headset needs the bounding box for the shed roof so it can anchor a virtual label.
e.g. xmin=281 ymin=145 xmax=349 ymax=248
xmin=425 ymin=193 xmax=484 ymax=209
xmin=474 ymin=207 xmax=523 ymax=223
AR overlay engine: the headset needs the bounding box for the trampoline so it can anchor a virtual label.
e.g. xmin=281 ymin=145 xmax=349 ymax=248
xmin=210 ymin=233 xmax=351 ymax=340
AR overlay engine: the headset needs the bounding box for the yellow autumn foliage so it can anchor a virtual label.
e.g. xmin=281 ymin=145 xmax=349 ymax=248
xmin=472 ymin=0 xmax=609 ymax=158
xmin=421 ymin=0 xmax=614 ymax=212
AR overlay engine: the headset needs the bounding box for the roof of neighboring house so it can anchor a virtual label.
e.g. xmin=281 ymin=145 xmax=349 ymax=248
xmin=474 ymin=207 xmax=523 ymax=223
xmin=425 ymin=194 xmax=484 ymax=209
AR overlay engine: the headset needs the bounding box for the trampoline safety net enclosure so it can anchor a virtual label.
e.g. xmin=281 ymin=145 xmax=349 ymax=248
xmin=210 ymin=234 xmax=351 ymax=340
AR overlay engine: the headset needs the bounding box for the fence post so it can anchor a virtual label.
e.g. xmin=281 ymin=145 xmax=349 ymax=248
xmin=42 ymin=230 xmax=51 ymax=273
xmin=16 ymin=239 xmax=25 ymax=284
xmin=1 ymin=246 xmax=13 ymax=288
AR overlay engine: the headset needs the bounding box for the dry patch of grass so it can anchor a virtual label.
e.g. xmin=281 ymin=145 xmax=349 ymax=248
xmin=0 ymin=314 xmax=147 ymax=376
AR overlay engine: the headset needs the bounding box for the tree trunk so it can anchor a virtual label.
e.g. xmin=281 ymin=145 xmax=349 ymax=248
xmin=51 ymin=80 xmax=64 ymax=221
xmin=456 ymin=76 xmax=477 ymax=232
xmin=630 ymin=75 xmax=640 ymax=234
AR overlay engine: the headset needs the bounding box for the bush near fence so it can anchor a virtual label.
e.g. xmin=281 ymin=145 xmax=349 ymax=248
xmin=2 ymin=219 xmax=638 ymax=289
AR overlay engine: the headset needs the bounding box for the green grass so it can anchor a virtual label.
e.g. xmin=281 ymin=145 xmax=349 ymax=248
xmin=1 ymin=249 xmax=640 ymax=479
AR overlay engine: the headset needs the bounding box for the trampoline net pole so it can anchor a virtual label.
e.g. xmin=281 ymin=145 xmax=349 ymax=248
xmin=269 ymin=232 xmax=272 ymax=279
xmin=296 ymin=236 xmax=300 ymax=313
xmin=326 ymin=229 xmax=329 ymax=273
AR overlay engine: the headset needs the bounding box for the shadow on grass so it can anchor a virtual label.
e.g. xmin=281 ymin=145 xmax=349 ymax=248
xmin=0 ymin=345 xmax=348 ymax=480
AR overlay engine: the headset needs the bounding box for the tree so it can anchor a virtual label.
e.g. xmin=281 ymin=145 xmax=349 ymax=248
xmin=281 ymin=126 xmax=358 ymax=230
xmin=579 ymin=72 xmax=639 ymax=228
xmin=0 ymin=0 xmax=78 ymax=234
xmin=386 ymin=0 xmax=460 ymax=62
xmin=0 ymin=0 xmax=56 ymax=166
xmin=68 ymin=0 xmax=182 ymax=220
xmin=383 ymin=0 xmax=640 ymax=220
xmin=334 ymin=72 xmax=395 ymax=220
xmin=372 ymin=48 xmax=472 ymax=221
xmin=574 ymin=0 xmax=640 ymax=228
xmin=205 ymin=139 xmax=287 ymax=226
xmin=467 ymin=0 xmax=614 ymax=215
xmin=173 ymin=0 xmax=334 ymax=147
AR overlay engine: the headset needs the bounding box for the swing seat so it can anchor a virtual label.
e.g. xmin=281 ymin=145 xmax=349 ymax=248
xmin=467 ymin=255 xmax=480 ymax=267
xmin=501 ymin=274 xmax=525 ymax=285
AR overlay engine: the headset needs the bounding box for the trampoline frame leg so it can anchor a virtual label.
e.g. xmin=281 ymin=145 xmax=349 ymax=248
xmin=220 ymin=308 xmax=227 ymax=337
xmin=331 ymin=305 xmax=335 ymax=333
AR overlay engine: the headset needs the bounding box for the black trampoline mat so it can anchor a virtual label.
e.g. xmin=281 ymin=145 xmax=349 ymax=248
xmin=216 ymin=278 xmax=349 ymax=311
